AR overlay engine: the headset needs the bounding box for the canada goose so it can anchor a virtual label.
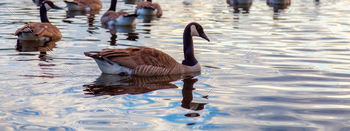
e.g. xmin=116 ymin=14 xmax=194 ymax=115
xmin=64 ymin=0 xmax=102 ymax=11
xmin=101 ymin=0 xmax=138 ymax=26
xmin=227 ymin=0 xmax=253 ymax=13
xmin=135 ymin=0 xmax=162 ymax=18
xmin=14 ymin=1 xmax=62 ymax=41
xmin=266 ymin=0 xmax=291 ymax=13
xmin=84 ymin=22 xmax=210 ymax=76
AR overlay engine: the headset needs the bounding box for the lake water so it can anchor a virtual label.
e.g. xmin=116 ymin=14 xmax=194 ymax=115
xmin=1 ymin=0 xmax=350 ymax=130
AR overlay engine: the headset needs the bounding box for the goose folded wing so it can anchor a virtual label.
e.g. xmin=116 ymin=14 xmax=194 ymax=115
xmin=99 ymin=46 xmax=178 ymax=69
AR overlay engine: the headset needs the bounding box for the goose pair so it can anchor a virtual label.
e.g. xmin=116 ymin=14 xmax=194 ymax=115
xmin=84 ymin=22 xmax=210 ymax=76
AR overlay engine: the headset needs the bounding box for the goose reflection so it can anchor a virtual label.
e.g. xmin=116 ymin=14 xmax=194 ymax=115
xmin=83 ymin=73 xmax=200 ymax=96
xmin=227 ymin=0 xmax=253 ymax=13
xmin=101 ymin=24 xmax=138 ymax=45
xmin=64 ymin=10 xmax=100 ymax=32
xmin=181 ymin=77 xmax=207 ymax=117
xmin=137 ymin=15 xmax=160 ymax=23
xmin=123 ymin=0 xmax=142 ymax=4
xmin=16 ymin=39 xmax=59 ymax=61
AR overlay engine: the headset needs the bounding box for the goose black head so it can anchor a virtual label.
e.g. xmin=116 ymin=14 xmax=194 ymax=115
xmin=41 ymin=1 xmax=61 ymax=11
xmin=187 ymin=22 xmax=210 ymax=42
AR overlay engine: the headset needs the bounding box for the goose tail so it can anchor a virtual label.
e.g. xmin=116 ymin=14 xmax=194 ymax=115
xmin=84 ymin=51 xmax=132 ymax=75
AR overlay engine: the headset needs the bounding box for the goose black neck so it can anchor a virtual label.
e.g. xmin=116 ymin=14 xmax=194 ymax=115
xmin=147 ymin=0 xmax=152 ymax=2
xmin=40 ymin=4 xmax=49 ymax=23
xmin=182 ymin=27 xmax=198 ymax=66
xmin=108 ymin=0 xmax=117 ymax=11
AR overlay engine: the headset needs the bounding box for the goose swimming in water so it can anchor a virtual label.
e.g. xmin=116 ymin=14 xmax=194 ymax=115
xmin=84 ymin=22 xmax=210 ymax=76
xmin=15 ymin=1 xmax=62 ymax=41
xmin=101 ymin=0 xmax=138 ymax=26
xmin=64 ymin=0 xmax=102 ymax=11
xmin=135 ymin=0 xmax=162 ymax=18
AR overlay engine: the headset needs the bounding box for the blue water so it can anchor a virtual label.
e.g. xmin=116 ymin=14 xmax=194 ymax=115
xmin=1 ymin=0 xmax=350 ymax=130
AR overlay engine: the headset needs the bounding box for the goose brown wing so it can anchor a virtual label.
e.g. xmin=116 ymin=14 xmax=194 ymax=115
xmin=98 ymin=46 xmax=178 ymax=70
xmin=15 ymin=23 xmax=62 ymax=40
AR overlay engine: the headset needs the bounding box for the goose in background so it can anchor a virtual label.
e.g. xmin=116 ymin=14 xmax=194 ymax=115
xmin=135 ymin=0 xmax=162 ymax=18
xmin=227 ymin=0 xmax=253 ymax=13
xmin=15 ymin=1 xmax=62 ymax=41
xmin=84 ymin=22 xmax=210 ymax=76
xmin=64 ymin=0 xmax=102 ymax=11
xmin=101 ymin=0 xmax=138 ymax=26
xmin=266 ymin=0 xmax=291 ymax=13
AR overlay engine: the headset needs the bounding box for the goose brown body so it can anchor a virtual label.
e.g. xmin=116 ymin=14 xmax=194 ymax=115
xmin=101 ymin=0 xmax=137 ymax=26
xmin=15 ymin=23 xmax=62 ymax=40
xmin=100 ymin=11 xmax=130 ymax=25
xmin=85 ymin=22 xmax=209 ymax=76
xmin=15 ymin=1 xmax=62 ymax=41
xmin=135 ymin=1 xmax=162 ymax=17
xmin=85 ymin=46 xmax=200 ymax=76
xmin=70 ymin=0 xmax=102 ymax=10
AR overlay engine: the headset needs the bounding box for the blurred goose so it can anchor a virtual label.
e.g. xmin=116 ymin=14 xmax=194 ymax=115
xmin=135 ymin=0 xmax=162 ymax=18
xmin=64 ymin=0 xmax=102 ymax=11
xmin=15 ymin=1 xmax=62 ymax=41
xmin=84 ymin=22 xmax=210 ymax=76
xmin=101 ymin=0 xmax=138 ymax=26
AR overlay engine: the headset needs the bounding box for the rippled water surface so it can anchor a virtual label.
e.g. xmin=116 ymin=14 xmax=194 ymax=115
xmin=1 ymin=0 xmax=350 ymax=130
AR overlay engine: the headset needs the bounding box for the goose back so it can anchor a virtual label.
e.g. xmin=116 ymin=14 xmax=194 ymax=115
xmin=70 ymin=0 xmax=102 ymax=10
xmin=100 ymin=11 xmax=130 ymax=25
xmin=135 ymin=1 xmax=162 ymax=17
xmin=85 ymin=46 xmax=200 ymax=76
xmin=15 ymin=23 xmax=62 ymax=41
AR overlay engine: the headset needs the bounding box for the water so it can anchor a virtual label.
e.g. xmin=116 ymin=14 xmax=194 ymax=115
xmin=1 ymin=0 xmax=350 ymax=130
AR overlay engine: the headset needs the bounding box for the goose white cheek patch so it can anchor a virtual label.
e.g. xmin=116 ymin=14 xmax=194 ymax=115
xmin=190 ymin=25 xmax=199 ymax=36
xmin=44 ymin=3 xmax=52 ymax=11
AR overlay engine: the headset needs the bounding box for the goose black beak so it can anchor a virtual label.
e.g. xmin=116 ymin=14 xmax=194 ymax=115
xmin=53 ymin=5 xmax=62 ymax=9
xmin=200 ymin=33 xmax=210 ymax=42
